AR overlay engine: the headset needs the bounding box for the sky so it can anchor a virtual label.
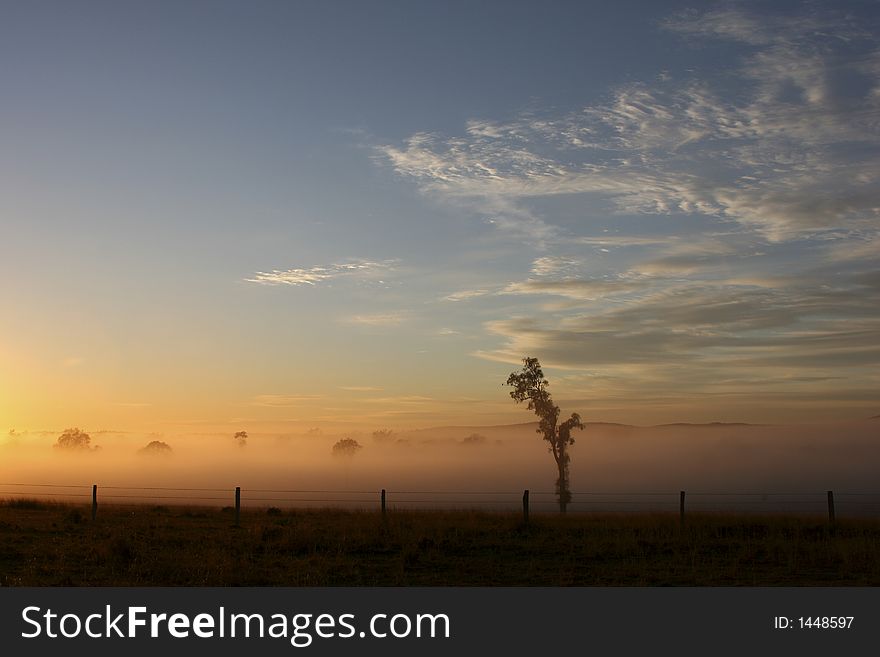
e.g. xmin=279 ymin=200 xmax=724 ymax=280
xmin=2 ymin=0 xmax=879 ymax=436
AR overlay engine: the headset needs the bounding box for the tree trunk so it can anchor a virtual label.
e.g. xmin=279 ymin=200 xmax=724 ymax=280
xmin=557 ymin=457 xmax=568 ymax=514
xmin=558 ymin=469 xmax=566 ymax=514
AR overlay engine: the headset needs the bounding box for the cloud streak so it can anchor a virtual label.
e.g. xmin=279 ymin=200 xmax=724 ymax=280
xmin=344 ymin=312 xmax=408 ymax=327
xmin=246 ymin=260 xmax=396 ymax=287
xmin=479 ymin=269 xmax=880 ymax=372
xmin=251 ymin=394 xmax=324 ymax=408
xmin=501 ymin=277 xmax=647 ymax=301
xmin=442 ymin=289 xmax=491 ymax=302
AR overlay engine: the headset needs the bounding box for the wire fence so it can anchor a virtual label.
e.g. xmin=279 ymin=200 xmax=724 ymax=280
xmin=2 ymin=482 xmax=880 ymax=519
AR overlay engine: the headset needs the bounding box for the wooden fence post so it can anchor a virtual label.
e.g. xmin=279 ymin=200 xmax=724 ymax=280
xmin=522 ymin=489 xmax=529 ymax=525
xmin=827 ymin=490 xmax=835 ymax=524
xmin=91 ymin=484 xmax=97 ymax=521
xmin=679 ymin=490 xmax=686 ymax=525
xmin=235 ymin=486 xmax=241 ymax=527
xmin=381 ymin=489 xmax=386 ymax=518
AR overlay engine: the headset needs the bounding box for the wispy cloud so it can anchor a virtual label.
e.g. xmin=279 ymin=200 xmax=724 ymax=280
xmin=339 ymin=386 xmax=384 ymax=392
xmin=366 ymin=4 xmax=880 ymax=415
xmin=363 ymin=395 xmax=435 ymax=404
xmin=251 ymin=394 xmax=324 ymax=407
xmin=345 ymin=312 xmax=407 ymax=326
xmin=501 ymin=277 xmax=647 ymax=300
xmin=530 ymin=256 xmax=581 ymax=277
xmin=377 ymin=5 xmax=880 ymax=241
xmin=246 ymin=259 xmax=396 ymax=287
xmin=442 ymin=289 xmax=491 ymax=302
xmin=662 ymin=7 xmax=867 ymax=47
xmin=575 ymin=236 xmax=673 ymax=248
xmin=479 ymin=270 xmax=880 ymax=371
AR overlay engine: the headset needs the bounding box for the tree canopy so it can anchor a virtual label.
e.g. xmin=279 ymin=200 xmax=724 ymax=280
xmin=138 ymin=440 xmax=173 ymax=456
xmin=462 ymin=433 xmax=487 ymax=445
xmin=332 ymin=438 xmax=363 ymax=457
xmin=372 ymin=429 xmax=395 ymax=444
xmin=53 ymin=428 xmax=95 ymax=451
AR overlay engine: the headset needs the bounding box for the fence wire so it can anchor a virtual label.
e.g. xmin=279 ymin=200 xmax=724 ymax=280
xmin=2 ymin=481 xmax=879 ymax=517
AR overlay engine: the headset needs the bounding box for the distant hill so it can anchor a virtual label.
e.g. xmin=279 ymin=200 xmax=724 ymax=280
xmin=409 ymin=420 xmax=766 ymax=434
xmin=407 ymin=421 xmax=636 ymax=435
xmin=654 ymin=422 xmax=761 ymax=428
xmin=408 ymin=422 xmax=539 ymax=434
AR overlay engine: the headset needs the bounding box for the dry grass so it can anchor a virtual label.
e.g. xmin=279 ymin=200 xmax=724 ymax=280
xmin=1 ymin=499 xmax=878 ymax=586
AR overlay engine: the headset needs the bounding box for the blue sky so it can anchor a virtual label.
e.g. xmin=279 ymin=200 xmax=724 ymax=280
xmin=2 ymin=0 xmax=879 ymax=431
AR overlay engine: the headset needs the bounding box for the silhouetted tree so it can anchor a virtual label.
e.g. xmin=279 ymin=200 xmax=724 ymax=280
xmin=505 ymin=357 xmax=584 ymax=513
xmin=54 ymin=427 xmax=96 ymax=451
xmin=234 ymin=430 xmax=248 ymax=448
xmin=372 ymin=429 xmax=395 ymax=444
xmin=138 ymin=440 xmax=173 ymax=456
xmin=332 ymin=438 xmax=362 ymax=457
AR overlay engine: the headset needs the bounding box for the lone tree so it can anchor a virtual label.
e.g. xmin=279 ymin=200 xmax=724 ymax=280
xmin=332 ymin=438 xmax=362 ymax=457
xmin=371 ymin=429 xmax=395 ymax=444
xmin=462 ymin=433 xmax=487 ymax=445
xmin=54 ymin=427 xmax=95 ymax=451
xmin=234 ymin=430 xmax=248 ymax=448
xmin=138 ymin=440 xmax=173 ymax=456
xmin=505 ymin=357 xmax=584 ymax=513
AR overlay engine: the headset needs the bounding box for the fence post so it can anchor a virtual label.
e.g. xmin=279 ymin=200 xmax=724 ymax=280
xmin=679 ymin=490 xmax=686 ymax=525
xmin=522 ymin=489 xmax=529 ymax=525
xmin=827 ymin=490 xmax=835 ymax=524
xmin=235 ymin=487 xmax=241 ymax=527
xmin=381 ymin=489 xmax=386 ymax=518
xmin=91 ymin=484 xmax=97 ymax=521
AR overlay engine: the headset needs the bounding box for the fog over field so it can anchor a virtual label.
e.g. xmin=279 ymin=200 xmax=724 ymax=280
xmin=3 ymin=420 xmax=878 ymax=512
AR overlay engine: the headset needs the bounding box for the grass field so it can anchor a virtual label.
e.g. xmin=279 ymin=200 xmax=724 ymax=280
xmin=1 ymin=499 xmax=878 ymax=586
